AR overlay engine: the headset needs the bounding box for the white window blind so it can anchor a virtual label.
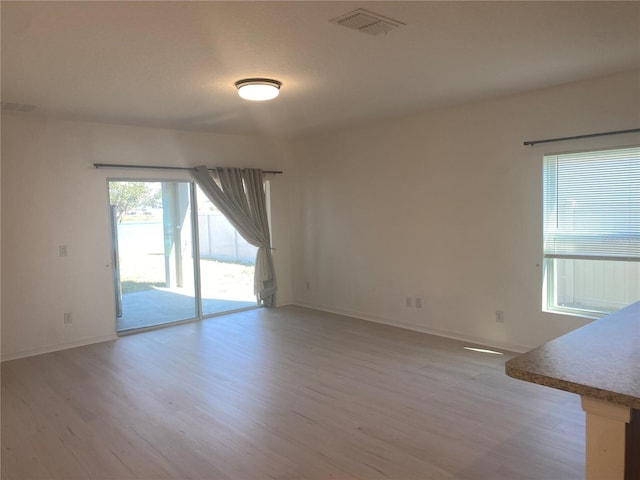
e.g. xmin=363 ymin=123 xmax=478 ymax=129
xmin=543 ymin=146 xmax=640 ymax=263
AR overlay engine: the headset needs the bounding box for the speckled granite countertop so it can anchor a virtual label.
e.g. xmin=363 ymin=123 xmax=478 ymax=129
xmin=506 ymin=301 xmax=640 ymax=409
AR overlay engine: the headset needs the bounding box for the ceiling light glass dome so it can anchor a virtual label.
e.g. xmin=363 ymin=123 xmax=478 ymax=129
xmin=235 ymin=78 xmax=282 ymax=101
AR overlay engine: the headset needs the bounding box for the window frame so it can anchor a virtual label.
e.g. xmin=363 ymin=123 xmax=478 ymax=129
xmin=542 ymin=145 xmax=640 ymax=319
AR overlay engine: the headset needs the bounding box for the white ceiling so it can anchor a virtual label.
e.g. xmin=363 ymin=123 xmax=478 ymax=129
xmin=2 ymin=1 xmax=639 ymax=138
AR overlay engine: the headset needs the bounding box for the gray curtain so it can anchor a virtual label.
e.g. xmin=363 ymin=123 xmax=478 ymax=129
xmin=192 ymin=166 xmax=277 ymax=307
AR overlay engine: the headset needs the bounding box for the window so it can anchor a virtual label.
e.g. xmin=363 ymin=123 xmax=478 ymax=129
xmin=543 ymin=146 xmax=640 ymax=318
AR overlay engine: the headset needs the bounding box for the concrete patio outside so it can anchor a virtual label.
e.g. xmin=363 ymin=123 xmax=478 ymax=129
xmin=117 ymin=287 xmax=257 ymax=332
xmin=116 ymin=256 xmax=258 ymax=332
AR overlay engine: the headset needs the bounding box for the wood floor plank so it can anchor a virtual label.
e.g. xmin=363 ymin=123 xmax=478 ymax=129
xmin=2 ymin=306 xmax=584 ymax=479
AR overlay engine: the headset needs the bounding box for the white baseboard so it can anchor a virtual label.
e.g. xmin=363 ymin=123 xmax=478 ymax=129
xmin=292 ymin=302 xmax=532 ymax=354
xmin=1 ymin=334 xmax=118 ymax=362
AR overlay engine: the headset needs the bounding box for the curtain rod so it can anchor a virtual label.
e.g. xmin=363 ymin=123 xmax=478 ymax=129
xmin=524 ymin=128 xmax=640 ymax=147
xmin=93 ymin=163 xmax=283 ymax=174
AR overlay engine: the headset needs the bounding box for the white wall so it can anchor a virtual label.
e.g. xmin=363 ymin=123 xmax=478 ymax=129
xmin=290 ymin=70 xmax=640 ymax=352
xmin=1 ymin=116 xmax=295 ymax=360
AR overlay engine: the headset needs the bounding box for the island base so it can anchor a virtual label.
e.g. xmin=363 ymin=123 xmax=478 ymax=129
xmin=581 ymin=397 xmax=639 ymax=480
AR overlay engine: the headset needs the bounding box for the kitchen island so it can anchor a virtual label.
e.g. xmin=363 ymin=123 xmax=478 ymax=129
xmin=506 ymin=301 xmax=640 ymax=480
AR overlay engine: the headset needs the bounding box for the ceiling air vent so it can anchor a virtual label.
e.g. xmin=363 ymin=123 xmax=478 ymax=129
xmin=1 ymin=102 xmax=37 ymax=112
xmin=330 ymin=8 xmax=405 ymax=36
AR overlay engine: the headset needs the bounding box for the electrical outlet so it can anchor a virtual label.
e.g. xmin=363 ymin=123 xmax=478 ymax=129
xmin=64 ymin=312 xmax=73 ymax=324
xmin=415 ymin=297 xmax=422 ymax=308
xmin=495 ymin=310 xmax=504 ymax=323
xmin=306 ymin=281 xmax=311 ymax=290
xmin=405 ymin=296 xmax=412 ymax=307
xmin=59 ymin=245 xmax=68 ymax=257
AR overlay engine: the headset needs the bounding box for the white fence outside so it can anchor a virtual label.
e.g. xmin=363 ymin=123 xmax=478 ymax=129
xmin=555 ymin=258 xmax=640 ymax=313
xmin=198 ymin=213 xmax=257 ymax=264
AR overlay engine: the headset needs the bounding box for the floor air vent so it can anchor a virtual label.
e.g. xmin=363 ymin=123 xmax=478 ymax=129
xmin=330 ymin=8 xmax=405 ymax=36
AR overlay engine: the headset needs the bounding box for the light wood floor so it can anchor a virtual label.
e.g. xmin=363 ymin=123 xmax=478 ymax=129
xmin=2 ymin=306 xmax=585 ymax=479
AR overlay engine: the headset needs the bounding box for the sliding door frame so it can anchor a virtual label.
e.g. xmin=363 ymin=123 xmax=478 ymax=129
xmin=107 ymin=176 xmax=260 ymax=335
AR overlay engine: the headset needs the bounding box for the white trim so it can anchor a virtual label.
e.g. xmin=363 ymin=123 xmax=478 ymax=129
xmin=293 ymin=302 xmax=532 ymax=354
xmin=1 ymin=334 xmax=118 ymax=362
xmin=543 ymin=305 xmax=602 ymax=320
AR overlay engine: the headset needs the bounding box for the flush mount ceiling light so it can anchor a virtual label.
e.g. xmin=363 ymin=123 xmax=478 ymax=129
xmin=234 ymin=78 xmax=282 ymax=101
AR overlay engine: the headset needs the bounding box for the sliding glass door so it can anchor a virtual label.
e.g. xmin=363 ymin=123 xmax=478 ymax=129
xmin=110 ymin=181 xmax=198 ymax=332
xmin=109 ymin=180 xmax=259 ymax=333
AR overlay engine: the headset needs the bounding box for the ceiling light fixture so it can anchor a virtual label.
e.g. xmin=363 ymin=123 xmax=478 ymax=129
xmin=234 ymin=78 xmax=282 ymax=101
